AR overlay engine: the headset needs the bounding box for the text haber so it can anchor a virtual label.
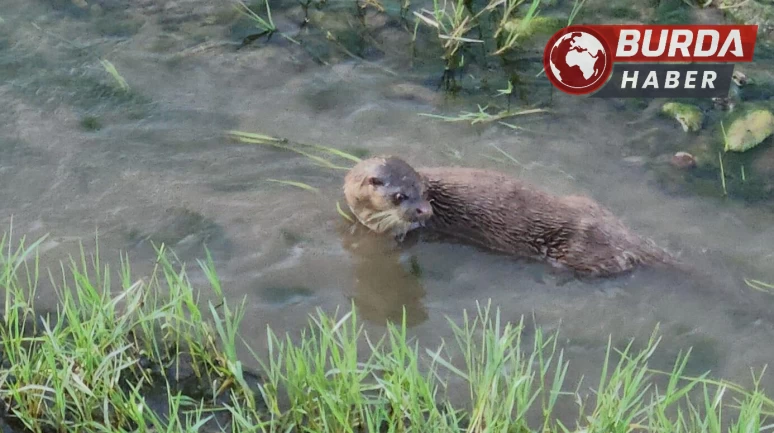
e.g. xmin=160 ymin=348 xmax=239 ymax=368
xmin=620 ymin=70 xmax=719 ymax=90
xmin=616 ymin=29 xmax=744 ymax=59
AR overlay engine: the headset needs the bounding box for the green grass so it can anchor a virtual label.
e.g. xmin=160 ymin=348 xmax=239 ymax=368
xmin=0 ymin=230 xmax=258 ymax=432
xmin=2 ymin=229 xmax=774 ymax=432
xmin=419 ymin=104 xmax=548 ymax=124
xmin=231 ymin=0 xmax=588 ymax=128
xmin=98 ymin=59 xmax=129 ymax=92
xmin=266 ymin=179 xmax=321 ymax=193
xmin=226 ymin=130 xmax=361 ymax=171
xmin=745 ymin=278 xmax=774 ymax=294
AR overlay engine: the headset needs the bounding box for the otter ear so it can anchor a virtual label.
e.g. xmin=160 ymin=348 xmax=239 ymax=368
xmin=368 ymin=177 xmax=384 ymax=187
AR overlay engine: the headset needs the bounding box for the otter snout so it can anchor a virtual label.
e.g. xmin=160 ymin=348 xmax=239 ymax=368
xmin=403 ymin=200 xmax=433 ymax=223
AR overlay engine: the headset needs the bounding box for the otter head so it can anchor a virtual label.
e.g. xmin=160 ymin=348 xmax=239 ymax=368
xmin=343 ymin=156 xmax=433 ymax=237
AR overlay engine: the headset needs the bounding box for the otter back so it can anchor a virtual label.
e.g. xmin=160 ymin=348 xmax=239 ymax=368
xmin=417 ymin=167 xmax=677 ymax=277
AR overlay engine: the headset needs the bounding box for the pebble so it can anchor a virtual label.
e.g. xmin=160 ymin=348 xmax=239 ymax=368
xmin=671 ymin=151 xmax=696 ymax=169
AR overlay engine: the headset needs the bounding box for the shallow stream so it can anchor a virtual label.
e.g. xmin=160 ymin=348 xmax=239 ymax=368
xmin=2 ymin=0 xmax=774 ymax=408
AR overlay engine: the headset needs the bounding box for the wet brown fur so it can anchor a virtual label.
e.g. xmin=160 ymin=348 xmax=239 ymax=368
xmin=344 ymin=156 xmax=680 ymax=278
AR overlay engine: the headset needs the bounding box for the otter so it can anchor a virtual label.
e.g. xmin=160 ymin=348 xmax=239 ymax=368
xmin=343 ymin=156 xmax=680 ymax=278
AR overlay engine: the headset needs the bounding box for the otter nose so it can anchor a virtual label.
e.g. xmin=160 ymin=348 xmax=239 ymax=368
xmin=415 ymin=202 xmax=432 ymax=218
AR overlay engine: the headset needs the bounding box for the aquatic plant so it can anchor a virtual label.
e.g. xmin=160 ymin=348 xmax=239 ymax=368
xmin=228 ymin=0 xmax=587 ymax=129
xmin=266 ymin=179 xmax=322 ymax=193
xmin=99 ymin=59 xmax=129 ymax=92
xmin=413 ymin=0 xmax=485 ymax=90
xmin=235 ymin=0 xmax=300 ymax=45
xmin=226 ymin=129 xmax=362 ymax=170
xmin=2 ymin=228 xmax=774 ymax=432
xmin=662 ymin=102 xmax=704 ymax=132
xmin=419 ymin=104 xmax=548 ymax=124
xmin=488 ymin=0 xmax=543 ymax=55
xmin=745 ymin=277 xmax=774 ymax=294
xmin=412 ymin=0 xmax=586 ymax=123
xmin=235 ymin=0 xmax=276 ymax=36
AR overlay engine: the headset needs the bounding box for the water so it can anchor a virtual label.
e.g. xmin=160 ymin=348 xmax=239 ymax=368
xmin=2 ymin=0 xmax=774 ymax=400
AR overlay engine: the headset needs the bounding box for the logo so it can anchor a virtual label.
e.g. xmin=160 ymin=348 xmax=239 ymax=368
xmin=545 ymin=26 xmax=613 ymax=95
xmin=543 ymin=24 xmax=758 ymax=98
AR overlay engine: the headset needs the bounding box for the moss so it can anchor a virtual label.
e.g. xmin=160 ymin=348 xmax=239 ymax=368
xmin=720 ymin=104 xmax=774 ymax=153
xmin=79 ymin=115 xmax=102 ymax=131
xmin=661 ymin=102 xmax=704 ymax=132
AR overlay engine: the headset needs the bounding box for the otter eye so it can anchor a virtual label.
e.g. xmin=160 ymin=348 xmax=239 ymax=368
xmin=393 ymin=193 xmax=408 ymax=203
xmin=369 ymin=177 xmax=384 ymax=187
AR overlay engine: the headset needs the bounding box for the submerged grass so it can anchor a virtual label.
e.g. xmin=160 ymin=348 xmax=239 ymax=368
xmin=98 ymin=59 xmax=129 ymax=92
xmin=745 ymin=278 xmax=774 ymax=294
xmin=419 ymin=104 xmax=548 ymax=124
xmin=2 ymin=229 xmax=774 ymax=432
xmin=230 ymin=0 xmax=586 ymax=128
xmin=226 ymin=130 xmax=361 ymax=171
xmin=234 ymin=0 xmax=301 ymax=45
xmin=336 ymin=201 xmax=356 ymax=223
xmin=266 ymin=179 xmax=321 ymax=194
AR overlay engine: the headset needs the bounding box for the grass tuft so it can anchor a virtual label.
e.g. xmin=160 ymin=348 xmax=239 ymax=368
xmin=2 ymin=229 xmax=774 ymax=432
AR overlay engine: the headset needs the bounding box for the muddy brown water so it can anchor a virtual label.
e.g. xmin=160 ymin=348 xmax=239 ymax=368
xmin=2 ymin=0 xmax=774 ymax=416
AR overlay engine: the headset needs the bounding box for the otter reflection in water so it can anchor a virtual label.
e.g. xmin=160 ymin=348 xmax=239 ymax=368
xmin=343 ymin=156 xmax=680 ymax=278
xmin=338 ymin=221 xmax=429 ymax=326
xmin=341 ymin=221 xmax=428 ymax=326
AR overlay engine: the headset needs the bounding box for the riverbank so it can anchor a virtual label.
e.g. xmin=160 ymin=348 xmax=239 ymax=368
xmin=1 ymin=231 xmax=772 ymax=432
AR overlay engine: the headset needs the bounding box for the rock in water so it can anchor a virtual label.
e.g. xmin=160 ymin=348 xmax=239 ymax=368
xmin=671 ymin=151 xmax=697 ymax=169
xmin=723 ymin=108 xmax=774 ymax=153
xmin=662 ymin=102 xmax=704 ymax=132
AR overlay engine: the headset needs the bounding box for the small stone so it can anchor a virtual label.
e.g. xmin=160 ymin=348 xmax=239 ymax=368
xmin=662 ymin=102 xmax=704 ymax=132
xmin=733 ymin=70 xmax=748 ymax=87
xmin=671 ymin=151 xmax=696 ymax=169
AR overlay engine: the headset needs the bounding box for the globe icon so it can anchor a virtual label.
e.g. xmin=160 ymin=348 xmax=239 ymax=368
xmin=548 ymin=31 xmax=607 ymax=90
